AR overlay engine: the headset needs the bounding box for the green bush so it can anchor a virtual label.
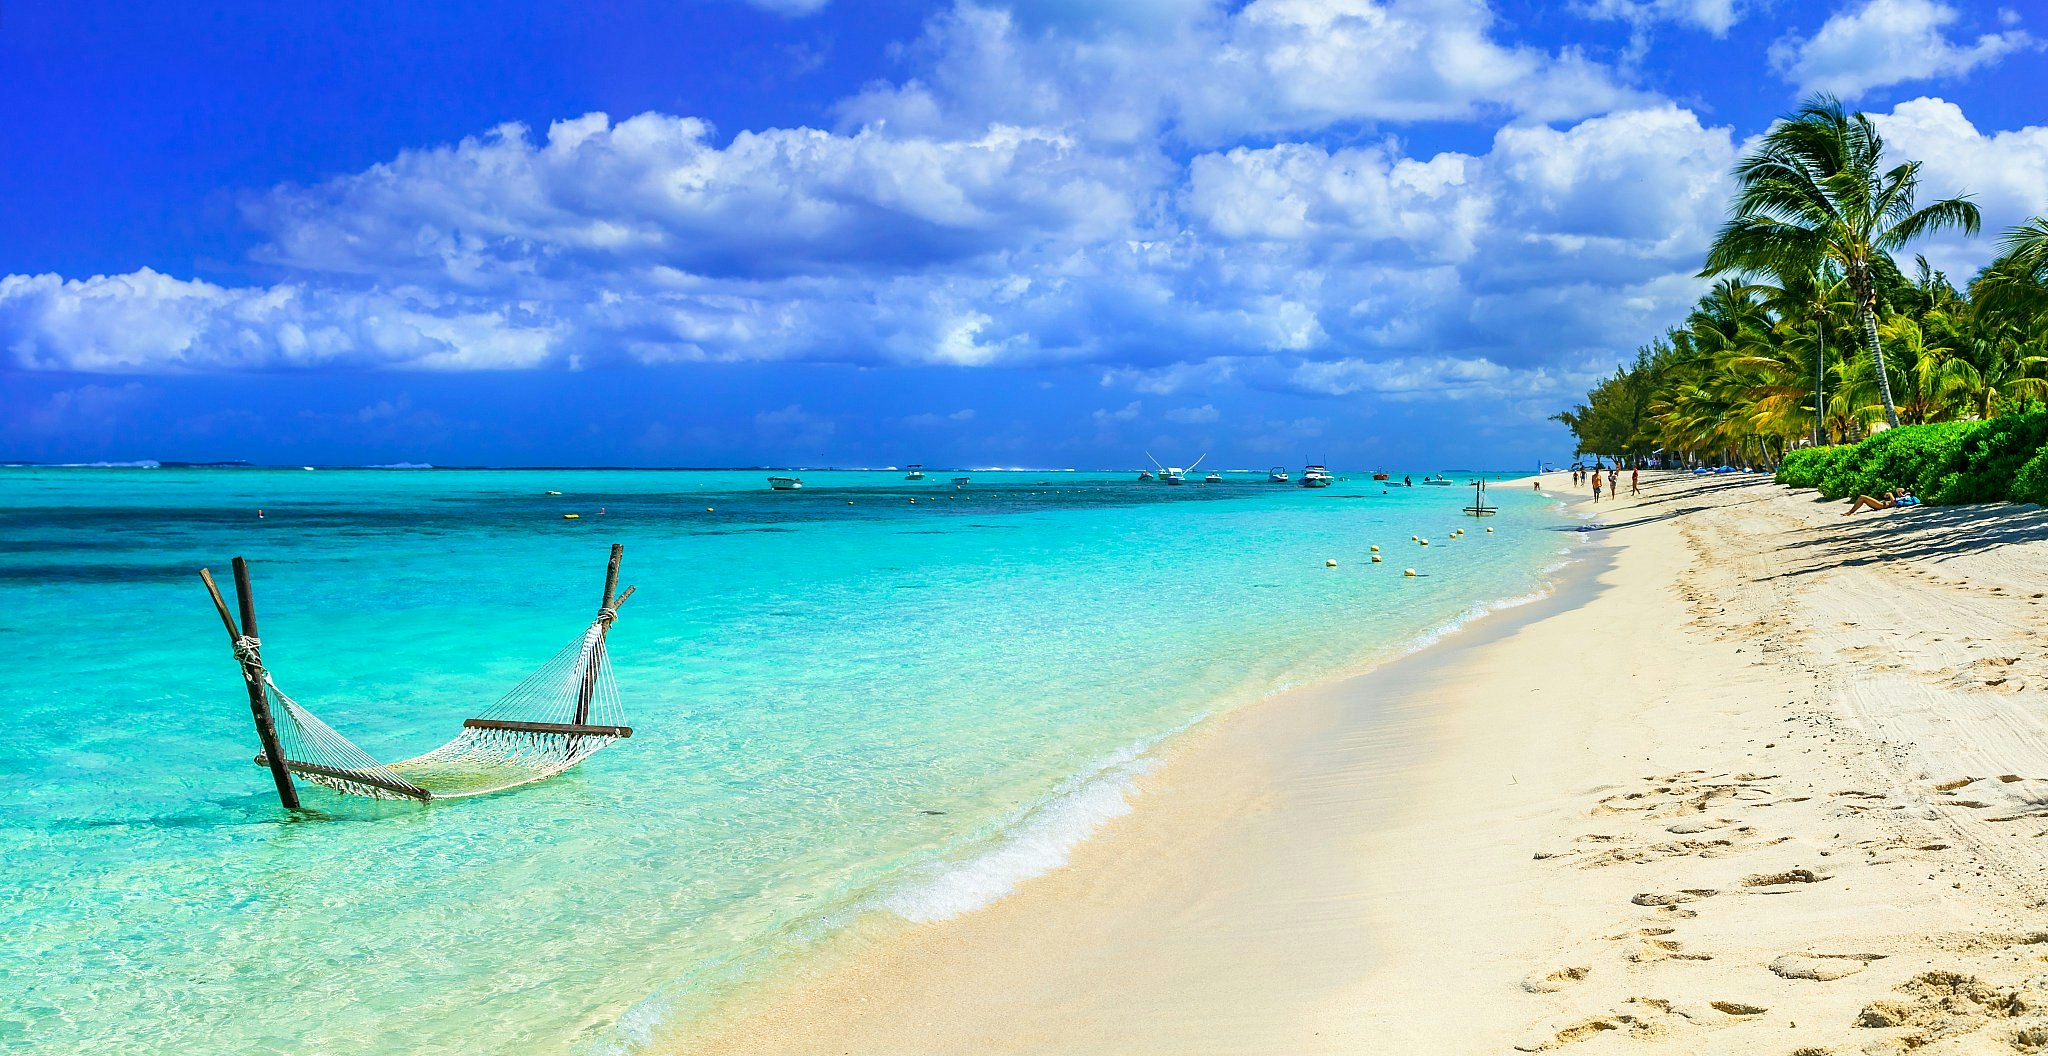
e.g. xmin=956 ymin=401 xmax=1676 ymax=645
xmin=1778 ymin=410 xmax=2048 ymax=505
xmin=2013 ymin=447 xmax=2048 ymax=507
xmin=1776 ymin=446 xmax=1848 ymax=488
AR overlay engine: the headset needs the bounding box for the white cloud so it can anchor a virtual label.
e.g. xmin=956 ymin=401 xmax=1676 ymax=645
xmin=746 ymin=0 xmax=831 ymax=15
xmin=1770 ymin=0 xmax=2032 ymax=99
xmin=0 ymin=269 xmax=559 ymax=372
xmin=1574 ymin=0 xmax=1747 ymax=35
xmin=902 ymin=408 xmax=978 ymax=426
xmin=1092 ymin=400 xmax=1143 ymax=423
xmin=1164 ymin=403 xmax=1219 ymax=423
xmin=1 ymin=100 xmax=1739 ymax=381
xmin=837 ymin=0 xmax=1648 ymax=145
xmin=1868 ymin=97 xmax=2048 ymax=277
xmin=249 ymin=113 xmax=1152 ymax=284
xmin=18 ymin=382 xmax=147 ymax=435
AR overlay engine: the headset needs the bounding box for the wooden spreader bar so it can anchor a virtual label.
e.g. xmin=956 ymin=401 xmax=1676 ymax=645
xmin=462 ymin=718 xmax=634 ymax=738
xmin=254 ymin=754 xmax=432 ymax=801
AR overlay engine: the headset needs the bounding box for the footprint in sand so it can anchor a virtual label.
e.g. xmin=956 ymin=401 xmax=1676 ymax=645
xmin=1632 ymin=889 xmax=1719 ymax=906
xmin=1521 ymin=966 xmax=1591 ymax=993
xmin=1629 ymin=938 xmax=1713 ymax=963
xmin=1709 ymin=1001 xmax=1767 ymax=1015
xmin=1743 ymin=868 xmax=1830 ymax=889
xmin=1855 ymin=970 xmax=2036 ymax=1041
xmin=1770 ymin=952 xmax=1887 ymax=981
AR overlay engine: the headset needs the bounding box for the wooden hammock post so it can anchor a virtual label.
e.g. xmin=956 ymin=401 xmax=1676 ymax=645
xmin=574 ymin=544 xmax=624 ymax=727
xmin=198 ymin=559 xmax=301 ymax=811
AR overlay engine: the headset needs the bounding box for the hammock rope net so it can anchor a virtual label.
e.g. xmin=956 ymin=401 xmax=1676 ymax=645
xmin=245 ymin=609 xmax=630 ymax=802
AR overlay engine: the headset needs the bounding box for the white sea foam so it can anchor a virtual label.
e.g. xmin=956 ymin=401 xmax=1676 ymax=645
xmin=874 ymin=735 xmax=1169 ymax=924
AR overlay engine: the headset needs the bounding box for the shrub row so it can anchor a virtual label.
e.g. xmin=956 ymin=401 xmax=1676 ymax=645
xmin=1774 ymin=411 xmax=2048 ymax=506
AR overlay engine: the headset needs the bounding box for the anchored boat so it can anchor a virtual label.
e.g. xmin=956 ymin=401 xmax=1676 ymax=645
xmin=1268 ymin=466 xmax=1290 ymax=482
xmin=904 ymin=464 xmax=925 ymax=481
xmin=1300 ymin=464 xmax=1334 ymax=488
xmin=768 ymin=476 xmax=803 ymax=490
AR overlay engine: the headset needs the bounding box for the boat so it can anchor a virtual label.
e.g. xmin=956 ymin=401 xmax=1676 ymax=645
xmin=904 ymin=464 xmax=925 ymax=481
xmin=1463 ymin=479 xmax=1497 ymax=517
xmin=1420 ymin=473 xmax=1455 ymax=486
xmin=1300 ymin=464 xmax=1334 ymax=488
xmin=951 ymin=476 xmax=971 ymax=487
xmin=1138 ymin=470 xmax=1155 ymax=481
xmin=1148 ymin=451 xmax=1204 ymax=486
xmin=767 ymin=476 xmax=802 ymax=490
xmin=1267 ymin=466 xmax=1290 ymax=483
xmin=1203 ymin=472 xmax=1223 ymax=483
xmin=1371 ymin=471 xmax=1390 ymax=481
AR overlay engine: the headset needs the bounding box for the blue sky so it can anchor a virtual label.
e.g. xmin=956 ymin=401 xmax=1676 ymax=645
xmin=5 ymin=0 xmax=2047 ymax=467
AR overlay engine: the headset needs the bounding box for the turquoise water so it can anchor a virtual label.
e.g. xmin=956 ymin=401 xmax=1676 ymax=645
xmin=1 ymin=467 xmax=1571 ymax=1055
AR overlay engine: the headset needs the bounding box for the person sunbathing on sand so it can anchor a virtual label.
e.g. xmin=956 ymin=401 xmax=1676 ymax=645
xmin=1842 ymin=488 xmax=1919 ymax=515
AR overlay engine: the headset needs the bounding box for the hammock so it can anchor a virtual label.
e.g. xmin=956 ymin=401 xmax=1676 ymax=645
xmin=201 ymin=545 xmax=635 ymax=804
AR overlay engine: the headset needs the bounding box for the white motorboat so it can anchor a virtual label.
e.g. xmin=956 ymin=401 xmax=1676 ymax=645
xmin=1267 ymin=466 xmax=1290 ymax=482
xmin=904 ymin=464 xmax=925 ymax=480
xmin=1420 ymin=473 xmax=1455 ymax=486
xmin=1300 ymin=464 xmax=1334 ymax=488
xmin=1204 ymin=472 xmax=1223 ymax=483
xmin=1149 ymin=451 xmax=1204 ymax=486
xmin=951 ymin=476 xmax=971 ymax=487
xmin=767 ymin=476 xmax=802 ymax=490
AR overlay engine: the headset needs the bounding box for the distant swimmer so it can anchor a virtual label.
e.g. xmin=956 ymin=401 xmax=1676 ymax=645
xmin=257 ymin=509 xmax=264 ymax=519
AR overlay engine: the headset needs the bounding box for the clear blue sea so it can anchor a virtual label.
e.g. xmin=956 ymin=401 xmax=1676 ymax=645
xmin=0 ymin=466 xmax=1573 ymax=1056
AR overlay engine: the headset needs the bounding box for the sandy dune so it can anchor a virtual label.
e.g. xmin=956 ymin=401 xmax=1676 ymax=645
xmin=680 ymin=474 xmax=2048 ymax=1056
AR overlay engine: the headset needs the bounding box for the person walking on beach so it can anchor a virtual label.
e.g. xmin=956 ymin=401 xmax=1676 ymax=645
xmin=1630 ymin=467 xmax=1640 ymax=496
xmin=1592 ymin=469 xmax=1604 ymax=502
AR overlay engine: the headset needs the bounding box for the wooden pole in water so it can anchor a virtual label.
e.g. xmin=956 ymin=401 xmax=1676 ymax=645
xmin=574 ymin=544 xmax=625 ymax=727
xmin=199 ymin=560 xmax=300 ymax=811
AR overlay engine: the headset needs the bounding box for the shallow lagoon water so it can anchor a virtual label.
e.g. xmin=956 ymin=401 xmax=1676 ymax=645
xmin=0 ymin=467 xmax=1569 ymax=1055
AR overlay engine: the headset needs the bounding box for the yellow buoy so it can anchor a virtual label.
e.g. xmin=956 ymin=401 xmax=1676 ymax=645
xmin=1371 ymin=554 xmax=1383 ymax=563
xmin=1411 ymin=535 xmax=1418 ymax=541
xmin=1419 ymin=539 xmax=1429 ymax=546
xmin=1370 ymin=545 xmax=1380 ymax=552
xmin=706 ymin=507 xmax=714 ymax=512
xmin=1486 ymin=527 xmax=1494 ymax=533
xmin=1403 ymin=568 xmax=1417 ymax=577
xmin=847 ymin=501 xmax=855 ymax=505
xmin=563 ymin=513 xmax=580 ymax=520
xmin=1325 ymin=558 xmax=1338 ymax=567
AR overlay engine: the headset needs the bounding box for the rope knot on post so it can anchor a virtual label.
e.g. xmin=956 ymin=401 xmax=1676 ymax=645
xmin=595 ymin=606 xmax=618 ymax=626
xmin=232 ymin=635 xmax=263 ymax=665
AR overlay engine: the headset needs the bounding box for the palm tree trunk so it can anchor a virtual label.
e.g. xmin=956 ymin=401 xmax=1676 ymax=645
xmin=1813 ymin=321 xmax=1826 ymax=447
xmin=1861 ymin=306 xmax=1902 ymax=429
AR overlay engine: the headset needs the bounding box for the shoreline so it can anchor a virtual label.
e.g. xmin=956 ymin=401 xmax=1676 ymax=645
xmin=617 ymin=474 xmax=1593 ymax=1051
xmin=662 ymin=472 xmax=1607 ymax=1053
xmin=670 ymin=472 xmax=2048 ymax=1053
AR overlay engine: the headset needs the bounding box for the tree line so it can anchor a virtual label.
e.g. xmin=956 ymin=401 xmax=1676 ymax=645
xmin=1553 ymin=95 xmax=2048 ymax=467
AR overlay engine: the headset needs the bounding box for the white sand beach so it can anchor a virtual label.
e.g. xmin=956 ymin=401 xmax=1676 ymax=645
xmin=683 ymin=473 xmax=2048 ymax=1055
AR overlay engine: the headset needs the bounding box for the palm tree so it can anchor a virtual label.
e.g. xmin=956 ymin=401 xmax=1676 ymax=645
xmin=1701 ymin=94 xmax=1981 ymax=429
xmin=1759 ymin=267 xmax=1847 ymax=446
xmin=1875 ymin=315 xmax=1972 ymax=423
xmin=1974 ymin=218 xmax=2048 ymax=325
